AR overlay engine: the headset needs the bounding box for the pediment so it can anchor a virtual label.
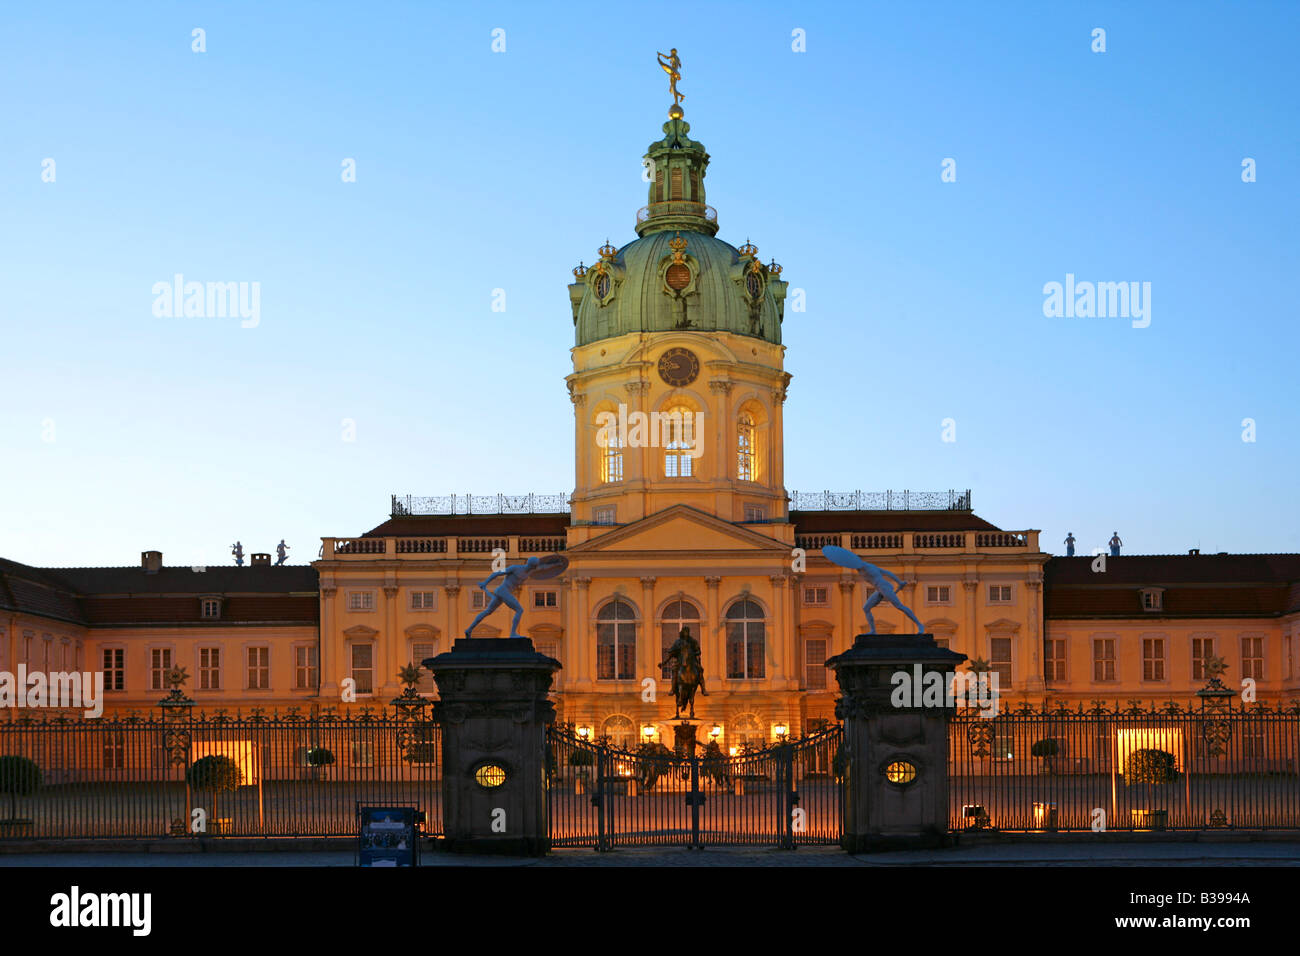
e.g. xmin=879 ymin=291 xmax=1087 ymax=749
xmin=343 ymin=625 xmax=379 ymax=640
xmin=568 ymin=505 xmax=784 ymax=555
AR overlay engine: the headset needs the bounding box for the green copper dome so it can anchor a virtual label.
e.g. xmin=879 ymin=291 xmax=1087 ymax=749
xmin=568 ymin=116 xmax=788 ymax=348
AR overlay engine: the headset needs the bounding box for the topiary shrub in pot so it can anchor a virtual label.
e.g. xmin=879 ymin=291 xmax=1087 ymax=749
xmin=1030 ymin=738 xmax=1059 ymax=774
xmin=0 ymin=756 xmax=41 ymax=832
xmin=186 ymin=755 xmax=243 ymax=834
xmin=1125 ymin=748 xmax=1179 ymax=831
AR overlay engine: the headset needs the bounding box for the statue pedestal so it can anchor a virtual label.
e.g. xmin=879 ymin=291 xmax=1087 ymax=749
xmin=426 ymin=638 xmax=560 ymax=855
xmin=827 ymin=633 xmax=967 ymax=852
xmin=669 ymin=716 xmax=704 ymax=756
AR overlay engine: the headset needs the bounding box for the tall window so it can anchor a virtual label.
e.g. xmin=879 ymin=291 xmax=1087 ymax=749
xmin=1192 ymin=637 xmax=1215 ymax=680
xmin=247 ymin=647 xmax=270 ymax=690
xmin=1092 ymin=638 xmax=1116 ymax=682
xmin=596 ymin=599 xmax=637 ymax=681
xmin=602 ymin=715 xmax=635 ymax=749
xmin=294 ymin=645 xmax=318 ymax=690
xmin=660 ymin=599 xmax=701 ymax=680
xmin=150 ymin=648 xmax=173 ymax=691
xmin=199 ymin=647 xmax=221 ymax=690
xmin=737 ymin=413 xmax=756 ymax=481
xmin=1142 ymin=638 xmax=1166 ymax=681
xmin=1044 ymin=638 xmax=1066 ymax=681
xmin=990 ymin=637 xmax=1012 ymax=688
xmin=411 ymin=643 xmax=435 ymax=693
xmin=1241 ymin=636 xmax=1263 ymax=680
xmin=733 ymin=713 xmax=765 ymax=751
xmin=351 ymin=644 xmax=374 ymax=695
xmin=663 ymin=405 xmax=696 ymax=477
xmin=725 ymin=599 xmax=766 ymax=680
xmin=804 ymin=638 xmax=828 ymax=690
xmin=103 ymin=648 xmax=125 ymax=691
xmin=600 ymin=432 xmax=624 ymax=483
xmin=103 ymin=733 xmax=125 ymax=771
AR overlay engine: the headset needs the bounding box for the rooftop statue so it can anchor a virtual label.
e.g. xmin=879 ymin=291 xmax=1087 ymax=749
xmin=231 ymin=541 xmax=244 ymax=567
xmin=464 ymin=553 xmax=568 ymax=640
xmin=657 ymin=48 xmax=683 ymax=109
xmin=822 ymin=545 xmax=924 ymax=635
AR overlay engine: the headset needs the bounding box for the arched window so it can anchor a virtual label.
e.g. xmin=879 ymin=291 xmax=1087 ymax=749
xmin=725 ymin=599 xmax=766 ymax=680
xmin=737 ymin=413 xmax=756 ymax=481
xmin=596 ymin=599 xmax=637 ymax=681
xmin=733 ymin=713 xmax=765 ymax=752
xmin=660 ymin=599 xmax=702 ymax=680
xmin=602 ymin=714 xmax=635 ymax=749
xmin=662 ymin=404 xmax=697 ymax=478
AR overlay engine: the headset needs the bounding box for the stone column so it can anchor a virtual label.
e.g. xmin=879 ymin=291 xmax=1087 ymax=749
xmin=573 ymin=577 xmax=592 ymax=689
xmin=443 ymin=585 xmax=461 ymax=642
xmin=827 ymin=633 xmax=967 ymax=852
xmin=639 ymin=576 xmax=658 ymax=685
xmin=1023 ymin=574 xmax=1045 ymax=693
xmin=428 ymin=637 xmax=560 ymax=855
xmin=704 ymin=576 xmax=722 ymax=685
xmin=382 ymin=584 xmax=400 ymax=697
xmin=320 ymin=587 xmax=338 ymax=698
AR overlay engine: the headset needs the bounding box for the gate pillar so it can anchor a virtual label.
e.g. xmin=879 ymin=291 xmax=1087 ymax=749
xmin=426 ymin=638 xmax=560 ymax=855
xmin=827 ymin=633 xmax=966 ymax=852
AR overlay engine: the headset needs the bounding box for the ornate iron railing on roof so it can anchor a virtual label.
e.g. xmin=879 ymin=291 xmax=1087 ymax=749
xmin=790 ymin=490 xmax=972 ymax=512
xmin=391 ymin=494 xmax=571 ymax=517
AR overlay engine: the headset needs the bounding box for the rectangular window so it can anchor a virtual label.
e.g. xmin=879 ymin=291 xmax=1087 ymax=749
xmin=804 ymin=639 xmax=828 ymax=690
xmin=926 ymin=585 xmax=951 ymax=604
xmin=1241 ymin=636 xmax=1263 ymax=680
xmin=600 ymin=438 xmax=624 ymax=483
xmin=201 ymin=598 xmax=221 ymax=619
xmin=150 ymin=648 xmax=173 ymax=691
xmin=103 ymin=648 xmax=125 ymax=692
xmin=409 ymin=591 xmax=438 ymax=611
xmin=102 ymin=733 xmax=125 ymax=771
xmin=410 ymin=643 xmax=434 ymax=693
xmin=1044 ymin=638 xmax=1066 ymax=681
xmin=1141 ymin=589 xmax=1163 ymax=612
xmin=1092 ymin=638 xmax=1116 ymax=682
xmin=199 ymin=647 xmax=221 ymax=690
xmin=990 ymin=637 xmax=1012 ymax=688
xmin=803 ymin=586 xmax=828 ymax=606
xmin=988 ymin=585 xmax=1012 ymax=603
xmin=593 ymin=506 xmax=616 ymax=526
xmin=470 ymin=590 xmax=488 ymax=611
xmin=351 ymin=644 xmax=374 ymax=695
xmin=347 ymin=591 xmax=374 ymax=611
xmin=1142 ymin=638 xmax=1166 ymax=681
xmin=1192 ymin=637 xmax=1215 ymax=681
xmin=743 ymin=504 xmax=766 ymax=522
xmin=247 ymin=646 xmax=270 ymax=690
xmin=351 ymin=735 xmax=375 ymax=768
xmin=533 ymin=590 xmax=558 ymax=608
xmin=993 ymin=734 xmax=1015 ymax=762
xmin=1243 ymin=727 xmax=1266 ymax=759
xmin=294 ymin=645 xmax=319 ymax=690
xmin=934 ymin=637 xmax=950 ymax=650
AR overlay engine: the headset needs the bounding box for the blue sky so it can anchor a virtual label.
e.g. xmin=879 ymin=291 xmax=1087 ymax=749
xmin=2 ymin=1 xmax=1297 ymax=568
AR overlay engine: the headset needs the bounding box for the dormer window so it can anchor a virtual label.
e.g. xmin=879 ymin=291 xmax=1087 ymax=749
xmin=201 ymin=598 xmax=223 ymax=620
xmin=1140 ymin=588 xmax=1165 ymax=612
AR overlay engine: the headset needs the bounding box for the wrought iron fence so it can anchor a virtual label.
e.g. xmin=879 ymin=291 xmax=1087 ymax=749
xmin=0 ymin=707 xmax=442 ymax=839
xmin=949 ymin=692 xmax=1300 ymax=832
xmin=391 ymin=494 xmax=570 ymax=516
xmin=790 ymin=490 xmax=972 ymax=512
xmin=547 ymin=725 xmax=843 ymax=850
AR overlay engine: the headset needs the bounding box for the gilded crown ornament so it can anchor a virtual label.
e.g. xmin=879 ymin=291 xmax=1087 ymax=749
xmin=737 ymin=239 xmax=758 ymax=258
xmin=767 ymin=259 xmax=783 ymax=276
xmin=668 ymin=232 xmax=689 ymax=264
xmin=572 ymin=261 xmax=588 ymax=278
xmin=598 ymin=239 xmax=618 ymax=260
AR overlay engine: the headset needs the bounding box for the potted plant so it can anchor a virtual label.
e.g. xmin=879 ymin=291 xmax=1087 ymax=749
xmin=186 ymin=754 xmax=243 ymax=835
xmin=634 ymin=742 xmax=674 ymax=793
xmin=0 ymin=756 xmax=41 ymax=836
xmin=1125 ymin=747 xmax=1178 ymax=831
xmin=305 ymin=746 xmax=335 ymax=781
xmin=1031 ymin=738 xmax=1059 ymax=775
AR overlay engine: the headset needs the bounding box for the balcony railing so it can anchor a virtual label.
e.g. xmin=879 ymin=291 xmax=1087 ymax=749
xmin=795 ymin=530 xmax=1038 ymax=554
xmin=636 ymin=201 xmax=717 ymax=225
xmin=325 ymin=535 xmax=568 ymax=560
xmin=391 ymin=494 xmax=570 ymax=516
xmin=790 ymin=490 xmax=972 ymax=512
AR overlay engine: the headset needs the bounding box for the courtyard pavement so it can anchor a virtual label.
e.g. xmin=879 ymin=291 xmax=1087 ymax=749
xmin=3 ymin=840 xmax=1300 ymax=866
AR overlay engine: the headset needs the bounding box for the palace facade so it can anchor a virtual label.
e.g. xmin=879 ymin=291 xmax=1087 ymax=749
xmin=4 ymin=100 xmax=1299 ymax=749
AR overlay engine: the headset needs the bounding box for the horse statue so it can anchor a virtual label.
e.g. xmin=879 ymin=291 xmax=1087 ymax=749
xmin=660 ymin=625 xmax=708 ymax=718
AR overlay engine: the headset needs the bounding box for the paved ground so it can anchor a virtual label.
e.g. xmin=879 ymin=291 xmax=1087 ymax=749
xmin=3 ymin=841 xmax=1300 ymax=866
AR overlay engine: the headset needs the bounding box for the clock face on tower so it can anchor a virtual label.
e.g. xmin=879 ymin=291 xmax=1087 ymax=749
xmin=657 ymin=347 xmax=700 ymax=387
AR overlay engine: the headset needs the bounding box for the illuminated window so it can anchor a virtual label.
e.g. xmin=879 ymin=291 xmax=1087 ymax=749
xmin=1092 ymin=638 xmax=1116 ymax=682
xmin=663 ymin=405 xmax=697 ymax=478
xmin=733 ymin=713 xmax=765 ymax=751
xmin=725 ymin=599 xmax=766 ymax=680
xmin=884 ymin=760 xmax=917 ymax=785
xmin=660 ymin=599 xmax=701 ymax=680
xmin=597 ymin=599 xmax=637 ymax=681
xmin=474 ymin=763 xmax=507 ymax=788
xmin=737 ymin=414 xmax=756 ymax=480
xmin=600 ymin=429 xmax=624 ymax=483
xmin=602 ymin=714 xmax=635 ymax=749
xmin=1142 ymin=638 xmax=1166 ymax=681
xmin=1242 ymin=636 xmax=1263 ymax=680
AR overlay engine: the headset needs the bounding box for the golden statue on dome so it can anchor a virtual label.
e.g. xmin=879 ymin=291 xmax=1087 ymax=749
xmin=657 ymin=48 xmax=684 ymax=116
